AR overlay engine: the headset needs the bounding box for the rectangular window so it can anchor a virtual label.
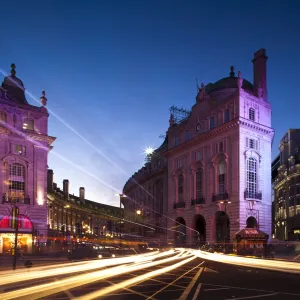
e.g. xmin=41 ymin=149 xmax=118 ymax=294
xmin=218 ymin=174 xmax=225 ymax=194
xmin=210 ymin=117 xmax=215 ymax=129
xmin=196 ymin=169 xmax=203 ymax=199
xmin=174 ymin=136 xmax=180 ymax=147
xmin=13 ymin=144 xmax=26 ymax=155
xmin=249 ymin=108 xmax=255 ymax=121
xmin=224 ymin=110 xmax=230 ymax=123
xmin=196 ymin=151 xmax=201 ymax=161
xmin=23 ymin=118 xmax=34 ymax=130
xmin=249 ymin=139 xmax=254 ymax=149
xmin=219 ymin=141 xmax=224 ymax=152
xmin=178 ymin=175 xmax=184 ymax=202
xmin=176 ymin=158 xmax=183 ymax=169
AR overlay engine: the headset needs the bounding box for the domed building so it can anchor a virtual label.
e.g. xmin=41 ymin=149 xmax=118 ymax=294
xmin=0 ymin=64 xmax=56 ymax=254
xmin=166 ymin=49 xmax=274 ymax=247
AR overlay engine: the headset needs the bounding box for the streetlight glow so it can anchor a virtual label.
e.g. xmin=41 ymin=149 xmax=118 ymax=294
xmin=136 ymin=210 xmax=141 ymax=215
xmin=144 ymin=147 xmax=154 ymax=156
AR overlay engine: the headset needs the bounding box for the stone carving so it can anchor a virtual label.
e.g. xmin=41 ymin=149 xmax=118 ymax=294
xmin=40 ymin=91 xmax=47 ymax=106
xmin=237 ymin=71 xmax=243 ymax=89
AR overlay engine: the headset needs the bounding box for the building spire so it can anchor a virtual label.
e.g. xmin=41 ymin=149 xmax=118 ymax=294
xmin=229 ymin=66 xmax=235 ymax=77
xmin=11 ymin=63 xmax=16 ymax=76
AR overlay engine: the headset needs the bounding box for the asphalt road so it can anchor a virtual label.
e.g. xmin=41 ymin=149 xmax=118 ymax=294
xmin=0 ymin=250 xmax=299 ymax=300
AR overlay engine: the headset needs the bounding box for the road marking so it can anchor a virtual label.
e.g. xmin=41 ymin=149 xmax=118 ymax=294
xmin=224 ymin=293 xmax=278 ymax=300
xmin=147 ymin=262 xmax=204 ymax=300
xmin=205 ymin=287 xmax=230 ymax=291
xmin=203 ymin=283 xmax=300 ymax=297
xmin=105 ymin=279 xmax=153 ymax=299
xmin=54 ymin=278 xmax=75 ymax=299
xmin=192 ymin=283 xmax=201 ymax=300
xmin=204 ymin=267 xmax=218 ymax=273
xmin=178 ymin=264 xmax=204 ymax=300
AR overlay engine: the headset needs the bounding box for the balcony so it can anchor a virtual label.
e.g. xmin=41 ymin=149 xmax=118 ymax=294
xmin=2 ymin=196 xmax=30 ymax=205
xmin=191 ymin=197 xmax=205 ymax=206
xmin=244 ymin=189 xmax=262 ymax=200
xmin=173 ymin=201 xmax=185 ymax=209
xmin=212 ymin=192 xmax=229 ymax=202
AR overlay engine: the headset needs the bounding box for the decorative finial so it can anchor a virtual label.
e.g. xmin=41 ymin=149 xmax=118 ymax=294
xmin=11 ymin=63 xmax=16 ymax=76
xmin=40 ymin=90 xmax=47 ymax=106
xmin=237 ymin=71 xmax=243 ymax=89
xmin=229 ymin=66 xmax=235 ymax=77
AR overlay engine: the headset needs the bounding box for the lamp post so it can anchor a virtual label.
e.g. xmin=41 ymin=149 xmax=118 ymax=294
xmin=115 ymin=193 xmax=126 ymax=240
xmin=12 ymin=206 xmax=20 ymax=270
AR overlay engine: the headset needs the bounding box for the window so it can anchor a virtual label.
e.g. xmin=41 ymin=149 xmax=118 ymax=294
xmin=176 ymin=158 xmax=183 ymax=169
xmin=8 ymin=163 xmax=25 ymax=203
xmin=247 ymin=157 xmax=257 ymax=198
xmin=219 ymin=142 xmax=224 ymax=152
xmin=249 ymin=108 xmax=255 ymax=121
xmin=0 ymin=111 xmax=7 ymax=123
xmin=224 ymin=109 xmax=230 ymax=123
xmin=210 ymin=117 xmax=215 ymax=129
xmin=249 ymin=139 xmax=254 ymax=149
xmin=196 ymin=169 xmax=203 ymax=199
xmin=174 ymin=136 xmax=180 ymax=146
xmin=195 ymin=151 xmax=201 ymax=161
xmin=178 ymin=175 xmax=184 ymax=202
xmin=185 ymin=131 xmax=191 ymax=141
xmin=23 ymin=118 xmax=34 ymax=130
xmin=218 ymin=160 xmax=226 ymax=194
xmin=13 ymin=144 xmax=26 ymax=155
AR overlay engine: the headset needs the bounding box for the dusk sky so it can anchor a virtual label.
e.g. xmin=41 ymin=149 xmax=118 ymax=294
xmin=0 ymin=0 xmax=299 ymax=207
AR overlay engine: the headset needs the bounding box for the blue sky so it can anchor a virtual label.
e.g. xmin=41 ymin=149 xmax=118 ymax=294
xmin=0 ymin=0 xmax=299 ymax=206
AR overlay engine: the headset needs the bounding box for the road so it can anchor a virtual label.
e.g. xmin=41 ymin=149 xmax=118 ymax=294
xmin=0 ymin=249 xmax=299 ymax=299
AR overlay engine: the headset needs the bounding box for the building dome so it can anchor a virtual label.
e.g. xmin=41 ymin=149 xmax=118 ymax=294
xmin=2 ymin=64 xmax=28 ymax=104
xmin=205 ymin=66 xmax=253 ymax=94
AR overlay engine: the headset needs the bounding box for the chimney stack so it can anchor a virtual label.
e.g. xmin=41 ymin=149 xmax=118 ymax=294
xmin=47 ymin=169 xmax=54 ymax=193
xmin=79 ymin=187 xmax=85 ymax=203
xmin=63 ymin=179 xmax=69 ymax=199
xmin=252 ymin=48 xmax=268 ymax=101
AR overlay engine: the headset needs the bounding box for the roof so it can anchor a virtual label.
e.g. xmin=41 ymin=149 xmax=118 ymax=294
xmin=233 ymin=228 xmax=269 ymax=240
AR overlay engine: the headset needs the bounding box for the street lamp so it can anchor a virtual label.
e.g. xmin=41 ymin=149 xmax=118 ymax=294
xmin=220 ymin=200 xmax=231 ymax=251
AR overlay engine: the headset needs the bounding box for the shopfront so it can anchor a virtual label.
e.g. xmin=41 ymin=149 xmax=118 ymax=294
xmin=0 ymin=214 xmax=33 ymax=254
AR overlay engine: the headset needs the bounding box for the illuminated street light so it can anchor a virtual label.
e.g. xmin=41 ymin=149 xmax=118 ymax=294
xmin=136 ymin=210 xmax=141 ymax=215
xmin=144 ymin=147 xmax=154 ymax=156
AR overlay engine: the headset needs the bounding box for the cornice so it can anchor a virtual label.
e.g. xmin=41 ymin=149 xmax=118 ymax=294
xmin=27 ymin=132 xmax=56 ymax=145
xmin=238 ymin=118 xmax=274 ymax=137
xmin=242 ymin=91 xmax=271 ymax=109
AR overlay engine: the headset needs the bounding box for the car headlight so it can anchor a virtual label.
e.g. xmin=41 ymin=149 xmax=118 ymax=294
xmin=111 ymin=254 xmax=115 ymax=258
xmin=98 ymin=254 xmax=102 ymax=258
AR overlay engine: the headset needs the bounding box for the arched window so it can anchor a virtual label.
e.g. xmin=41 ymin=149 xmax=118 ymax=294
xmin=247 ymin=157 xmax=257 ymax=198
xmin=178 ymin=174 xmax=184 ymax=202
xmin=8 ymin=163 xmax=25 ymax=203
xmin=224 ymin=109 xmax=230 ymax=123
xmin=249 ymin=108 xmax=255 ymax=121
xmin=218 ymin=160 xmax=226 ymax=194
xmin=0 ymin=111 xmax=7 ymax=123
xmin=196 ymin=169 xmax=203 ymax=199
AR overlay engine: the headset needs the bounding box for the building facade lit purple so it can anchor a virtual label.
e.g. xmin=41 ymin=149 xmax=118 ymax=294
xmin=166 ymin=49 xmax=274 ymax=246
xmin=0 ymin=64 xmax=55 ymax=253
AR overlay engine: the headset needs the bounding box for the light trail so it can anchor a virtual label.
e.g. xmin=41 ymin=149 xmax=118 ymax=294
xmin=77 ymin=254 xmax=197 ymax=299
xmin=1 ymin=250 xmax=189 ymax=299
xmin=187 ymin=249 xmax=300 ymax=274
xmin=0 ymin=251 xmax=170 ymax=285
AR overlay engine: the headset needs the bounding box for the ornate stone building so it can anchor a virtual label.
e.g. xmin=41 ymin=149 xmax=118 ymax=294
xmin=122 ymin=137 xmax=168 ymax=244
xmin=0 ymin=64 xmax=55 ymax=254
xmin=166 ymin=49 xmax=274 ymax=246
xmin=274 ymin=129 xmax=300 ymax=241
xmin=47 ymin=170 xmax=124 ymax=243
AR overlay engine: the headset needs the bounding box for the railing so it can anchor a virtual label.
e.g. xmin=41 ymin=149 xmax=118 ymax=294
xmin=173 ymin=201 xmax=185 ymax=209
xmin=244 ymin=189 xmax=262 ymax=200
xmin=191 ymin=197 xmax=205 ymax=206
xmin=212 ymin=192 xmax=229 ymax=202
xmin=2 ymin=196 xmax=30 ymax=204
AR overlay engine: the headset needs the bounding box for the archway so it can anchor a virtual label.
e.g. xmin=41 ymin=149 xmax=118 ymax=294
xmin=246 ymin=216 xmax=257 ymax=229
xmin=192 ymin=214 xmax=206 ymax=246
xmin=215 ymin=211 xmax=230 ymax=244
xmin=174 ymin=217 xmax=186 ymax=246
